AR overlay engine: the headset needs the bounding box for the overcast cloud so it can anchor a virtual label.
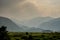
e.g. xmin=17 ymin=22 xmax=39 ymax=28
xmin=0 ymin=0 xmax=60 ymax=21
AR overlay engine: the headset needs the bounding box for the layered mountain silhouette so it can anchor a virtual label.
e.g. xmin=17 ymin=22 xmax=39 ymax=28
xmin=22 ymin=17 xmax=53 ymax=27
xmin=39 ymin=18 xmax=60 ymax=32
xmin=0 ymin=17 xmax=56 ymax=32
xmin=20 ymin=17 xmax=60 ymax=32
xmin=0 ymin=17 xmax=25 ymax=32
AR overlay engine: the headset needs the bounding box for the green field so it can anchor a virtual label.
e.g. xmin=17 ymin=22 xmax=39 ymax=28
xmin=8 ymin=32 xmax=60 ymax=40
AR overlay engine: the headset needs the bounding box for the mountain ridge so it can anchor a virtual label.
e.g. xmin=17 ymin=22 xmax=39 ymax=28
xmin=0 ymin=17 xmax=55 ymax=32
xmin=39 ymin=17 xmax=60 ymax=32
xmin=21 ymin=17 xmax=54 ymax=27
xmin=0 ymin=17 xmax=24 ymax=32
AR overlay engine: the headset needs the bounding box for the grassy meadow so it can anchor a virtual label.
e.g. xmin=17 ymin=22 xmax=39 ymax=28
xmin=8 ymin=32 xmax=60 ymax=40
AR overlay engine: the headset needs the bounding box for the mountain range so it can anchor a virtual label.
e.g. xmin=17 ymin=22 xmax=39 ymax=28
xmin=39 ymin=18 xmax=60 ymax=32
xmin=20 ymin=17 xmax=60 ymax=32
xmin=0 ymin=17 xmax=60 ymax=32
xmin=0 ymin=17 xmax=45 ymax=32
xmin=22 ymin=17 xmax=53 ymax=27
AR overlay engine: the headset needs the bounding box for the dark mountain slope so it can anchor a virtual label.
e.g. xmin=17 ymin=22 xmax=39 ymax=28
xmin=0 ymin=17 xmax=23 ymax=32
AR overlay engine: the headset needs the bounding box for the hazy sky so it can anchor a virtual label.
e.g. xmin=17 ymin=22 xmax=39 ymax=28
xmin=0 ymin=0 xmax=60 ymax=21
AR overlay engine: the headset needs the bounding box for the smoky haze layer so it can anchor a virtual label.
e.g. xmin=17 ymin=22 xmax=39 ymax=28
xmin=0 ymin=0 xmax=60 ymax=21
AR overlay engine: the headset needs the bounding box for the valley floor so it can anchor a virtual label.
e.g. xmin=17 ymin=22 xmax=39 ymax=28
xmin=8 ymin=32 xmax=60 ymax=40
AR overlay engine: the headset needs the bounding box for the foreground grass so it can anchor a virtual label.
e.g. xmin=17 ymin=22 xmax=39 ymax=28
xmin=8 ymin=32 xmax=60 ymax=40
